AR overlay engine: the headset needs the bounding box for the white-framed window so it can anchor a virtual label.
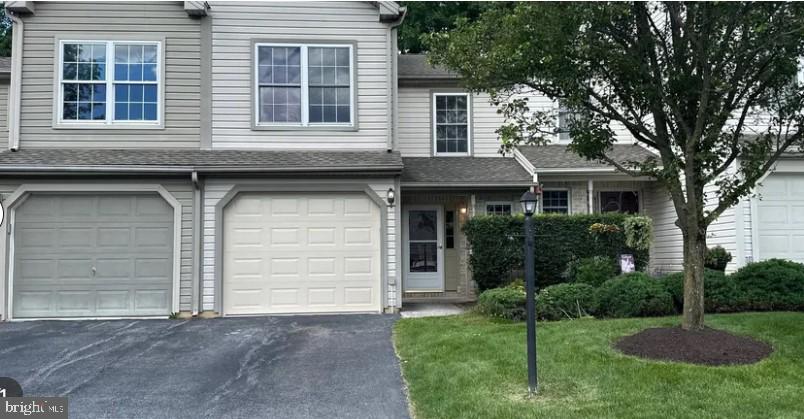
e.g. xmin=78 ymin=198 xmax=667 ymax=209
xmin=433 ymin=92 xmax=471 ymax=155
xmin=57 ymin=40 xmax=162 ymax=126
xmin=599 ymin=191 xmax=640 ymax=214
xmin=254 ymin=43 xmax=354 ymax=127
xmin=486 ymin=202 xmax=512 ymax=216
xmin=541 ymin=190 xmax=570 ymax=214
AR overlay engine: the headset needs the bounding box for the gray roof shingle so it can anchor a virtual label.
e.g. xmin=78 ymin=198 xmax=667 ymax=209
xmin=517 ymin=144 xmax=657 ymax=170
xmin=398 ymin=54 xmax=459 ymax=80
xmin=402 ymin=157 xmax=532 ymax=186
xmin=0 ymin=148 xmax=403 ymax=173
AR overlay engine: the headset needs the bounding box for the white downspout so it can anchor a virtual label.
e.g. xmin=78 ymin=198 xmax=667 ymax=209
xmin=7 ymin=12 xmax=23 ymax=151
xmin=588 ymin=179 xmax=595 ymax=214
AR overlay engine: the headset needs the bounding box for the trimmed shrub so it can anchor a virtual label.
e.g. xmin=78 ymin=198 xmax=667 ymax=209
xmin=730 ymin=259 xmax=804 ymax=311
xmin=476 ymin=287 xmax=526 ymax=320
xmin=572 ymin=256 xmax=618 ymax=287
xmin=463 ymin=213 xmax=649 ymax=290
xmin=595 ymin=273 xmax=674 ymax=318
xmin=705 ymin=246 xmax=733 ymax=272
xmin=659 ymin=269 xmax=743 ymax=313
xmin=536 ymin=283 xmax=597 ymax=321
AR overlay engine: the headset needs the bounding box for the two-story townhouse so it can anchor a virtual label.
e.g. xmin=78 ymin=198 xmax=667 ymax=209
xmin=0 ymin=1 xmax=801 ymax=322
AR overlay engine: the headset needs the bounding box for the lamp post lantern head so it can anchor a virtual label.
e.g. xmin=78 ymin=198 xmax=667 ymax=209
xmin=520 ymin=185 xmax=541 ymax=216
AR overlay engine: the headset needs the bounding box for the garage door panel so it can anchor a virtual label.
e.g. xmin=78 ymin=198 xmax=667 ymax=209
xmin=12 ymin=193 xmax=174 ymax=319
xmin=224 ymin=193 xmax=381 ymax=315
xmin=757 ymin=174 xmax=804 ymax=263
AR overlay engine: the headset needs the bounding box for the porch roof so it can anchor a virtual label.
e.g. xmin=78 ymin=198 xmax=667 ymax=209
xmin=517 ymin=144 xmax=657 ymax=173
xmin=401 ymin=157 xmax=533 ymax=188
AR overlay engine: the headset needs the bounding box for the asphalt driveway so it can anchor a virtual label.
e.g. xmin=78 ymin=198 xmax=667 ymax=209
xmin=0 ymin=315 xmax=410 ymax=419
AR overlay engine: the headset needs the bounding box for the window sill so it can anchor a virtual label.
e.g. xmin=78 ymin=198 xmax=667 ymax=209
xmin=52 ymin=122 xmax=166 ymax=130
xmin=251 ymin=124 xmax=358 ymax=132
xmin=433 ymin=152 xmax=472 ymax=157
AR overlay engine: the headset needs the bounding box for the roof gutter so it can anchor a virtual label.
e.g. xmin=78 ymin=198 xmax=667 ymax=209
xmin=0 ymin=165 xmax=405 ymax=174
xmin=7 ymin=11 xmax=23 ymax=151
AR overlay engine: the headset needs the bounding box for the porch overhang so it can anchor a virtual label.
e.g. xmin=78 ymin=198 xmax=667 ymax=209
xmin=401 ymin=157 xmax=534 ymax=189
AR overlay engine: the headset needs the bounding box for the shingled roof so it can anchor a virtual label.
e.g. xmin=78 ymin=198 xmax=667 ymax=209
xmin=401 ymin=157 xmax=532 ymax=187
xmin=398 ymin=54 xmax=459 ymax=80
xmin=517 ymin=144 xmax=657 ymax=171
xmin=0 ymin=57 xmax=10 ymax=75
xmin=0 ymin=148 xmax=404 ymax=173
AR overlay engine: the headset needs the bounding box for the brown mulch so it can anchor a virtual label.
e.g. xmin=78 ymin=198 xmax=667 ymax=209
xmin=614 ymin=326 xmax=773 ymax=366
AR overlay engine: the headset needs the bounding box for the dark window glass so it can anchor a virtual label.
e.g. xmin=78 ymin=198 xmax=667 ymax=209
xmin=434 ymin=94 xmax=469 ymax=154
xmin=542 ymin=190 xmax=569 ymax=214
xmin=257 ymin=46 xmax=302 ymax=123
xmin=308 ymin=47 xmax=351 ymax=124
xmin=445 ymin=211 xmax=455 ymax=249
xmin=62 ymin=42 xmax=106 ymax=121
xmin=486 ymin=203 xmax=512 ymax=216
xmin=600 ymin=191 xmax=639 ymax=214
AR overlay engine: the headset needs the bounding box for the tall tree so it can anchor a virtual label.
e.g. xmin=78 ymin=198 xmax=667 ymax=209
xmin=427 ymin=2 xmax=804 ymax=330
xmin=0 ymin=6 xmax=11 ymax=57
xmin=397 ymin=2 xmax=499 ymax=53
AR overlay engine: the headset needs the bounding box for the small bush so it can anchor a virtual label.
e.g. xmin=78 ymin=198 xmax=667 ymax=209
xmin=536 ymin=283 xmax=597 ymax=321
xmin=731 ymin=259 xmax=804 ymax=311
xmin=595 ymin=273 xmax=674 ymax=318
xmin=660 ymin=269 xmax=743 ymax=313
xmin=705 ymin=246 xmax=733 ymax=271
xmin=572 ymin=256 xmax=618 ymax=287
xmin=476 ymin=287 xmax=526 ymax=320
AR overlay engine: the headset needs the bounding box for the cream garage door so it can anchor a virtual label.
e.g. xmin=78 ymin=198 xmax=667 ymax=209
xmin=756 ymin=173 xmax=804 ymax=262
xmin=12 ymin=193 xmax=174 ymax=319
xmin=223 ymin=192 xmax=382 ymax=315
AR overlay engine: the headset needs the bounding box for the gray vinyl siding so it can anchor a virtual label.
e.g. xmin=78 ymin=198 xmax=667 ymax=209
xmin=0 ymin=82 xmax=8 ymax=149
xmin=18 ymin=2 xmax=201 ymax=148
xmin=208 ymin=1 xmax=391 ymax=150
xmin=644 ymin=183 xmax=683 ymax=274
xmin=0 ymin=177 xmax=195 ymax=314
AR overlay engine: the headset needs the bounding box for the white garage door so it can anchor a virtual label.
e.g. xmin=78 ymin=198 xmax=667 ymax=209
xmin=223 ymin=193 xmax=382 ymax=315
xmin=756 ymin=173 xmax=804 ymax=262
xmin=12 ymin=194 xmax=174 ymax=319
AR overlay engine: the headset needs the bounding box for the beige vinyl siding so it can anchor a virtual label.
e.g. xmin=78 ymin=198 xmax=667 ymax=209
xmin=644 ymin=184 xmax=683 ymax=274
xmin=18 ymin=2 xmax=201 ymax=148
xmin=0 ymin=82 xmax=8 ymax=149
xmin=208 ymin=1 xmax=391 ymax=150
xmin=0 ymin=177 xmax=196 ymax=315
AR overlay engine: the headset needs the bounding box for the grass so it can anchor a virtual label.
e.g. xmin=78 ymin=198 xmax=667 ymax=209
xmin=394 ymin=312 xmax=804 ymax=419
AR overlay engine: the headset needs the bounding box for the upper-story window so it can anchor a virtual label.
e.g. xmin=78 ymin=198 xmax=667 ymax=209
xmin=433 ymin=93 xmax=471 ymax=155
xmin=58 ymin=40 xmax=162 ymax=127
xmin=254 ymin=43 xmax=354 ymax=128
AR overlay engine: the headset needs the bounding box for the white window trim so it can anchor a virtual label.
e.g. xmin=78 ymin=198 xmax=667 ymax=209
xmin=485 ymin=201 xmax=513 ymax=216
xmin=253 ymin=42 xmax=355 ymax=128
xmin=432 ymin=92 xmax=472 ymax=156
xmin=598 ymin=190 xmax=641 ymax=213
xmin=54 ymin=39 xmax=164 ymax=129
xmin=540 ymin=188 xmax=571 ymax=214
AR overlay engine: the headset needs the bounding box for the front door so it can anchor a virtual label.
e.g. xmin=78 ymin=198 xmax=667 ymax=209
xmin=403 ymin=206 xmax=444 ymax=291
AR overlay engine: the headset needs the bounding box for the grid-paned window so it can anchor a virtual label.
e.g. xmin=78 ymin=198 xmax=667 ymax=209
xmin=255 ymin=43 xmax=353 ymax=127
xmin=114 ymin=44 xmax=159 ymax=121
xmin=308 ymin=47 xmax=351 ymax=123
xmin=257 ymin=46 xmax=302 ymax=123
xmin=486 ymin=203 xmax=512 ymax=216
xmin=542 ymin=190 xmax=569 ymax=214
xmin=58 ymin=40 xmax=161 ymax=126
xmin=434 ymin=93 xmax=470 ymax=154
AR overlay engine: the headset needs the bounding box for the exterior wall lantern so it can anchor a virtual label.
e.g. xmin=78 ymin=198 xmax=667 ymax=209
xmin=387 ymin=187 xmax=396 ymax=206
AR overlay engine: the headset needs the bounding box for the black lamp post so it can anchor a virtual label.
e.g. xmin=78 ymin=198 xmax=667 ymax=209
xmin=520 ymin=186 xmax=540 ymax=394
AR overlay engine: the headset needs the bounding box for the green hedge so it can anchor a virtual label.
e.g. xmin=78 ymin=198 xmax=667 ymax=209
xmin=476 ymin=286 xmax=526 ymax=320
xmin=659 ymin=269 xmax=744 ymax=313
xmin=463 ymin=213 xmax=649 ymax=290
xmin=595 ymin=273 xmax=675 ymax=318
xmin=731 ymin=259 xmax=804 ymax=311
xmin=536 ymin=283 xmax=597 ymax=320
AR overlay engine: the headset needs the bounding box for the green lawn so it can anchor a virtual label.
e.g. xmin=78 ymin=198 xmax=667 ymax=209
xmin=394 ymin=312 xmax=804 ymax=419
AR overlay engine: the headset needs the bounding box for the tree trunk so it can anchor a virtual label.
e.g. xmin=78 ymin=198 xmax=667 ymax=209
xmin=681 ymin=226 xmax=707 ymax=330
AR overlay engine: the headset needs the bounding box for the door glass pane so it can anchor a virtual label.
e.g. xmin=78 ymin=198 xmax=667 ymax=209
xmin=409 ymin=210 xmax=437 ymax=241
xmin=409 ymin=242 xmax=437 ymax=272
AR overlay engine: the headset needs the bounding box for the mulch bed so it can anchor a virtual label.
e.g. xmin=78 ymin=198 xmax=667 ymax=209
xmin=614 ymin=326 xmax=773 ymax=366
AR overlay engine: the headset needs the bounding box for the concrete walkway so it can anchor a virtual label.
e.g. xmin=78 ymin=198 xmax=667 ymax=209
xmin=400 ymin=303 xmax=468 ymax=318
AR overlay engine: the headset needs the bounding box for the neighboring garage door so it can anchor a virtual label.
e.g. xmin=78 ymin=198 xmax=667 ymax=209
xmin=223 ymin=192 xmax=382 ymax=315
xmin=12 ymin=194 xmax=174 ymax=319
xmin=756 ymin=173 xmax=804 ymax=262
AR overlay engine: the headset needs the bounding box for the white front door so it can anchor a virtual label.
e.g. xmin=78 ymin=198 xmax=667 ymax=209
xmin=403 ymin=206 xmax=444 ymax=291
